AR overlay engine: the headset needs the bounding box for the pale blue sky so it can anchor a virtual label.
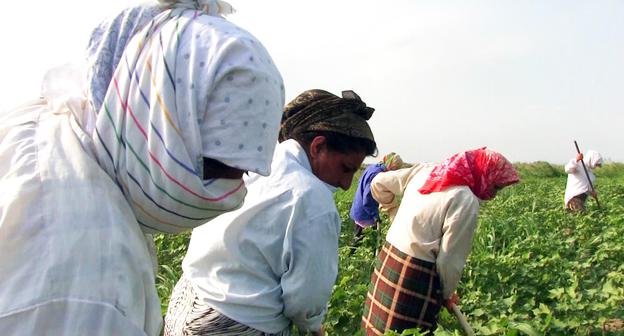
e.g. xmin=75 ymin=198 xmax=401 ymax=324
xmin=2 ymin=0 xmax=622 ymax=163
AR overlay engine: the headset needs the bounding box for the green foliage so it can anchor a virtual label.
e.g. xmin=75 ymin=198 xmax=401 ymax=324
xmin=512 ymin=161 xmax=624 ymax=180
xmin=155 ymin=163 xmax=624 ymax=335
xmin=513 ymin=161 xmax=565 ymax=179
xmin=461 ymin=179 xmax=624 ymax=335
xmin=153 ymin=232 xmax=189 ymax=314
xmin=594 ymin=163 xmax=624 ymax=179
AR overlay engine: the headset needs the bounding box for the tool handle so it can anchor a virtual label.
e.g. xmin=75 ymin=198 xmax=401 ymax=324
xmin=573 ymin=140 xmax=600 ymax=208
xmin=450 ymin=303 xmax=475 ymax=336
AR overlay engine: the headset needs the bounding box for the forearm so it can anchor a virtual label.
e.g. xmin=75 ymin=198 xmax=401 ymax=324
xmin=437 ymin=192 xmax=479 ymax=298
xmin=436 ymin=256 xmax=464 ymax=299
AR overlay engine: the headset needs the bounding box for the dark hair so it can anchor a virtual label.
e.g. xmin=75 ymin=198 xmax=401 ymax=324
xmin=294 ymin=131 xmax=377 ymax=157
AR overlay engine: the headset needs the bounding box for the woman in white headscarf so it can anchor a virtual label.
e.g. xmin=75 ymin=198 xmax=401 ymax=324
xmin=0 ymin=1 xmax=283 ymax=335
xmin=564 ymin=150 xmax=603 ymax=212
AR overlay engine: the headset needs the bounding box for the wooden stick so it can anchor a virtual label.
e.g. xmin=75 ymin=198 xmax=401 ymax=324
xmin=374 ymin=219 xmax=382 ymax=257
xmin=450 ymin=303 xmax=475 ymax=336
xmin=574 ymin=140 xmax=600 ymax=208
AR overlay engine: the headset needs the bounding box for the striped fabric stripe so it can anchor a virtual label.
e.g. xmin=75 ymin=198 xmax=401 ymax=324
xmin=93 ymin=8 xmax=246 ymax=233
xmin=124 ymin=55 xmax=198 ymax=177
xmin=165 ymin=276 xmax=291 ymax=336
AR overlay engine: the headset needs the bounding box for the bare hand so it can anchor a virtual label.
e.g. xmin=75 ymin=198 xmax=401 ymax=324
xmin=312 ymin=325 xmax=325 ymax=336
xmin=446 ymin=292 xmax=460 ymax=310
xmin=576 ymin=153 xmax=584 ymax=162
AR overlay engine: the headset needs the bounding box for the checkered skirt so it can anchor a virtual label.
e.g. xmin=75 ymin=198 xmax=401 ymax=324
xmin=361 ymin=242 xmax=442 ymax=335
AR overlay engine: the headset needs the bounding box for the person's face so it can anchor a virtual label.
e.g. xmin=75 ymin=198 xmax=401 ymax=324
xmin=308 ymin=136 xmax=366 ymax=190
xmin=491 ymin=185 xmax=504 ymax=197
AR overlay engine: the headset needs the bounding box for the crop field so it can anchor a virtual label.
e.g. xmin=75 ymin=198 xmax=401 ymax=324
xmin=154 ymin=162 xmax=624 ymax=335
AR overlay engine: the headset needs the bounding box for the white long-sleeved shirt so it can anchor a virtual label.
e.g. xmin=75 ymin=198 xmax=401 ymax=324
xmin=0 ymin=100 xmax=161 ymax=335
xmin=371 ymin=164 xmax=480 ymax=299
xmin=564 ymin=159 xmax=596 ymax=206
xmin=183 ymin=139 xmax=340 ymax=333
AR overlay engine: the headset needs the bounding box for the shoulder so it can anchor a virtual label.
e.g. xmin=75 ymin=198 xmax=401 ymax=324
xmin=443 ymin=186 xmax=480 ymax=209
xmin=265 ymin=153 xmax=336 ymax=211
xmin=289 ymin=172 xmax=338 ymax=219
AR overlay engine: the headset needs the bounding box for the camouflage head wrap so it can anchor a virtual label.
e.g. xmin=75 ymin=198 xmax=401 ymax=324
xmin=279 ymin=89 xmax=375 ymax=143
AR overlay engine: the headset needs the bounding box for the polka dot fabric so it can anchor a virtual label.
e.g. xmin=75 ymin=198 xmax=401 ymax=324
xmin=175 ymin=14 xmax=285 ymax=176
xmin=93 ymin=8 xmax=284 ymax=233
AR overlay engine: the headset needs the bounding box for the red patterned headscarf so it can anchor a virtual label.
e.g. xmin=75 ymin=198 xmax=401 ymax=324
xmin=419 ymin=147 xmax=520 ymax=200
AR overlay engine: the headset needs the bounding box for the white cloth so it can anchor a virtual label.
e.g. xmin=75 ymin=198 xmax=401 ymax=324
xmin=182 ymin=139 xmax=341 ymax=334
xmin=564 ymin=150 xmax=602 ymax=206
xmin=93 ymin=8 xmax=285 ymax=233
xmin=0 ymin=100 xmax=161 ymax=335
xmin=371 ymin=165 xmax=481 ymax=299
xmin=160 ymin=0 xmax=235 ymax=15
xmin=0 ymin=4 xmax=283 ymax=335
xmin=86 ymin=3 xmax=164 ymax=112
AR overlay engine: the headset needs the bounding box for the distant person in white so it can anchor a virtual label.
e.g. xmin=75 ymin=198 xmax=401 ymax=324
xmin=164 ymin=89 xmax=378 ymax=336
xmin=564 ymin=150 xmax=603 ymax=212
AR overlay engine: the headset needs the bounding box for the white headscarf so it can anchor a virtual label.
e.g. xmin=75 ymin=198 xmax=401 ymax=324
xmin=158 ymin=0 xmax=235 ymax=15
xmin=86 ymin=4 xmax=164 ymax=113
xmin=86 ymin=0 xmax=235 ymax=113
xmin=92 ymin=7 xmax=283 ymax=233
xmin=585 ymin=150 xmax=603 ymax=169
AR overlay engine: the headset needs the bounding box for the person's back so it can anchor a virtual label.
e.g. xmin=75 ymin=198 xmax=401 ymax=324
xmin=180 ymin=139 xmax=340 ymax=334
xmin=349 ymin=153 xmax=403 ymax=247
xmin=0 ymin=2 xmax=284 ymax=335
xmin=350 ymin=163 xmax=386 ymax=225
xmin=0 ymin=92 xmax=163 ymax=336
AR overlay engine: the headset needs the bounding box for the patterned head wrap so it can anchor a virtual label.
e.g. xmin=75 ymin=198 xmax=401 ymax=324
xmin=585 ymin=150 xmax=603 ymax=169
xmin=382 ymin=152 xmax=403 ymax=171
xmin=92 ymin=7 xmax=283 ymax=233
xmin=279 ymin=89 xmax=375 ymax=143
xmin=158 ymin=0 xmax=235 ymax=15
xmin=86 ymin=1 xmax=235 ymax=113
xmin=419 ymin=147 xmax=520 ymax=200
xmin=86 ymin=5 xmax=164 ymax=113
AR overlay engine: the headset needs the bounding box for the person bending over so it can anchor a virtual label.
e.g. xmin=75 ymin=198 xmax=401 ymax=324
xmin=164 ymin=89 xmax=377 ymax=336
xmin=361 ymin=148 xmax=519 ymax=335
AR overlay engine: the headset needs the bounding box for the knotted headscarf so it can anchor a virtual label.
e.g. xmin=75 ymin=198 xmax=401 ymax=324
xmin=382 ymin=152 xmax=403 ymax=171
xmin=279 ymin=89 xmax=375 ymax=143
xmin=419 ymin=147 xmax=520 ymax=200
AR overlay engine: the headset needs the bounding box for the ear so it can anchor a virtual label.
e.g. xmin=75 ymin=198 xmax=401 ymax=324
xmin=309 ymin=135 xmax=327 ymax=159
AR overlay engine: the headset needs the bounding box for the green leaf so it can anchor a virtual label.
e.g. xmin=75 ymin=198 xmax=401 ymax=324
xmin=509 ymin=322 xmax=540 ymax=336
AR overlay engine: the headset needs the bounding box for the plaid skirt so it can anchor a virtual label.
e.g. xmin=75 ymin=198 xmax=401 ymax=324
xmin=566 ymin=193 xmax=588 ymax=212
xmin=164 ymin=276 xmax=290 ymax=336
xmin=362 ymin=242 xmax=442 ymax=335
